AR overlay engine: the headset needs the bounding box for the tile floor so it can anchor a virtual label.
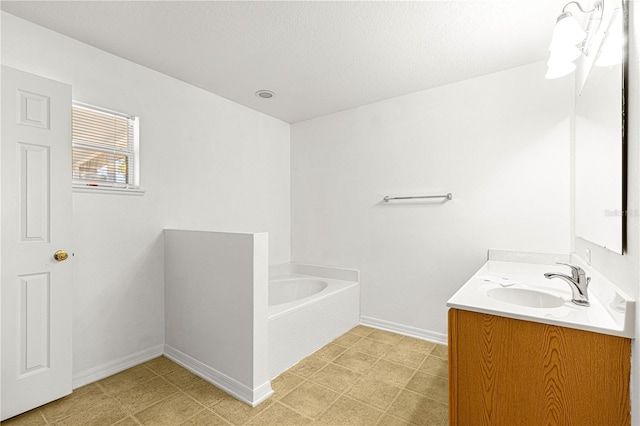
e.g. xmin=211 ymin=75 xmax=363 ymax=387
xmin=1 ymin=326 xmax=448 ymax=426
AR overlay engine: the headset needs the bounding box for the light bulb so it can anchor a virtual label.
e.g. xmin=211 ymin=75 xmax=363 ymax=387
xmin=545 ymin=60 xmax=576 ymax=79
xmin=549 ymin=12 xmax=587 ymax=51
xmin=548 ymin=44 xmax=582 ymax=62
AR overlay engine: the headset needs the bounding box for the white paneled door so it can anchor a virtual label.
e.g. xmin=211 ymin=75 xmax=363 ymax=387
xmin=1 ymin=66 xmax=73 ymax=420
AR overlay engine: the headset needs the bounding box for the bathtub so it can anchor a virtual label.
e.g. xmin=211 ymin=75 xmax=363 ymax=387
xmin=268 ymin=265 xmax=360 ymax=378
xmin=269 ymin=277 xmax=328 ymax=307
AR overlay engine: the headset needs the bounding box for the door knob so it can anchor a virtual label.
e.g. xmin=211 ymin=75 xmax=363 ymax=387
xmin=53 ymin=250 xmax=69 ymax=261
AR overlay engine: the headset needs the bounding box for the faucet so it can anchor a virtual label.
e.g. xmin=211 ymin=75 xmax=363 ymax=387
xmin=544 ymin=262 xmax=591 ymax=307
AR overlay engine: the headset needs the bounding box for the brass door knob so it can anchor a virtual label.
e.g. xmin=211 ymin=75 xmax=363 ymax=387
xmin=54 ymin=250 xmax=69 ymax=261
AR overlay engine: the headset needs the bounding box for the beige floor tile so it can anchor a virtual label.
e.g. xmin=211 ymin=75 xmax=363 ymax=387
xmin=210 ymin=394 xmax=269 ymax=425
xmin=289 ymin=356 xmax=327 ymax=378
xmin=280 ymin=381 xmax=340 ymax=419
xmin=40 ymin=384 xmax=112 ymax=423
xmin=430 ymin=345 xmax=447 ymax=359
xmin=387 ymin=390 xmax=447 ymax=426
xmin=332 ymin=349 xmax=379 ymax=374
xmin=244 ymin=402 xmax=312 ymax=425
xmin=377 ymin=414 xmax=418 ymax=426
xmin=111 ymin=417 xmax=141 ymax=426
xmin=395 ymin=338 xmax=437 ymax=354
xmin=418 ymin=356 xmax=448 ymax=379
xmin=440 ymin=410 xmax=448 ymax=426
xmin=97 ymin=364 xmax=158 ymax=396
xmin=346 ymin=376 xmax=402 ymax=411
xmin=180 ymin=409 xmax=231 ymax=426
xmin=309 ymin=363 xmax=361 ymax=393
xmin=316 ymin=395 xmax=382 ymax=425
xmin=313 ymin=343 xmax=348 ymax=362
xmin=51 ymin=398 xmax=127 ymax=426
xmin=332 ymin=333 xmax=364 ymax=348
xmin=364 ymin=359 xmax=415 ymax=388
xmin=143 ymin=356 xmax=184 ymax=376
xmin=134 ymin=393 xmax=202 ymax=425
xmin=405 ymin=373 xmax=448 ymax=404
xmin=2 ymin=328 xmax=450 ymax=426
xmin=183 ymin=380 xmax=230 ymax=407
xmin=351 ymin=338 xmax=394 ymax=357
xmin=0 ymin=409 xmax=47 ymax=426
xmin=384 ymin=347 xmax=427 ymax=369
xmin=270 ymin=371 xmax=305 ymax=400
xmin=367 ymin=330 xmax=404 ymax=345
xmin=164 ymin=368 xmax=204 ymax=389
xmin=346 ymin=325 xmax=375 ymax=337
xmin=115 ymin=376 xmax=179 ymax=414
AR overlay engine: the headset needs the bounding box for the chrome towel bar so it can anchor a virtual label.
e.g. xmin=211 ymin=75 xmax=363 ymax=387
xmin=383 ymin=193 xmax=453 ymax=203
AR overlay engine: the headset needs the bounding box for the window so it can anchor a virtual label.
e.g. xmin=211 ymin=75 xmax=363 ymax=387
xmin=72 ymin=102 xmax=142 ymax=194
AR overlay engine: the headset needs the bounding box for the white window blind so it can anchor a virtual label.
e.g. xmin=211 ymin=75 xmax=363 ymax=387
xmin=72 ymin=103 xmax=139 ymax=189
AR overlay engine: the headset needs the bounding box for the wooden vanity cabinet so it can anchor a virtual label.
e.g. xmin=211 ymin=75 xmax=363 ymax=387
xmin=448 ymin=308 xmax=631 ymax=425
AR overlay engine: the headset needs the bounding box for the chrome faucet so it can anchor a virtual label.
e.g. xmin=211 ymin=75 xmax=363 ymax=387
xmin=544 ymin=262 xmax=591 ymax=307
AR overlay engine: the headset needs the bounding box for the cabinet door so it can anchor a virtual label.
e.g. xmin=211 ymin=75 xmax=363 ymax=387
xmin=448 ymin=309 xmax=631 ymax=426
xmin=1 ymin=66 xmax=73 ymax=420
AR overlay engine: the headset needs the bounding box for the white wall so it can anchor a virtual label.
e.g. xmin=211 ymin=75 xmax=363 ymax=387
xmin=1 ymin=13 xmax=290 ymax=383
xmin=164 ymin=230 xmax=270 ymax=405
xmin=291 ymin=61 xmax=572 ymax=339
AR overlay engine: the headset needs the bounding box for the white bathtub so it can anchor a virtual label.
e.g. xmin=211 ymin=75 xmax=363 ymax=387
xmin=268 ymin=266 xmax=360 ymax=378
xmin=269 ymin=277 xmax=328 ymax=307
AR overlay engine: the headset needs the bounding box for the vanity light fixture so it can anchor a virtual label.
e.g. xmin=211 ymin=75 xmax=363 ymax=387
xmin=546 ymin=1 xmax=603 ymax=79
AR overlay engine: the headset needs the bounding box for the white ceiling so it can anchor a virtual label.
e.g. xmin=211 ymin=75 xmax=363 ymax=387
xmin=1 ymin=0 xmax=569 ymax=123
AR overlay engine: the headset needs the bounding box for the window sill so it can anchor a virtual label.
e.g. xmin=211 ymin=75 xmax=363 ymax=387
xmin=72 ymin=184 xmax=146 ymax=196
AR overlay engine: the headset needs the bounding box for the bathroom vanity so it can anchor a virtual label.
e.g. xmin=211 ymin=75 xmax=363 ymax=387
xmin=447 ymin=252 xmax=633 ymax=425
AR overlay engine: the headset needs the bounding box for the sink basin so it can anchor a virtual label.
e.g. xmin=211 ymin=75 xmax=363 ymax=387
xmin=487 ymin=287 xmax=565 ymax=309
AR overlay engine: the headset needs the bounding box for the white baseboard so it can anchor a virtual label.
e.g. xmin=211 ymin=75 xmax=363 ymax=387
xmin=72 ymin=344 xmax=164 ymax=389
xmin=71 ymin=319 xmax=439 ymax=399
xmin=164 ymin=344 xmax=273 ymax=407
xmin=359 ymin=316 xmax=448 ymax=345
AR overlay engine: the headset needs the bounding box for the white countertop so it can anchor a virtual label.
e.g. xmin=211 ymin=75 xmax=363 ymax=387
xmin=447 ymin=254 xmax=635 ymax=338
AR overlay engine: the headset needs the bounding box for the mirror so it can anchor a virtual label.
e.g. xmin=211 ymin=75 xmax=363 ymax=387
xmin=574 ymin=0 xmax=626 ymax=254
